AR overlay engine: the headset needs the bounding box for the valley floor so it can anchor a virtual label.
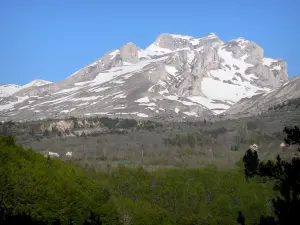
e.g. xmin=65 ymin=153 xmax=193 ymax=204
xmin=1 ymin=107 xmax=299 ymax=169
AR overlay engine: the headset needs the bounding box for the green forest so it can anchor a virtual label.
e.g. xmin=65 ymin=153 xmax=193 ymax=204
xmin=0 ymin=126 xmax=299 ymax=225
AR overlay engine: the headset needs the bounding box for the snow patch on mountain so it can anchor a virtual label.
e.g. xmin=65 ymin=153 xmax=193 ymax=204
xmin=109 ymin=50 xmax=119 ymax=59
xmin=112 ymin=93 xmax=126 ymax=99
xmin=187 ymin=51 xmax=195 ymax=64
xmin=217 ymin=47 xmax=251 ymax=74
xmin=0 ymin=80 xmax=52 ymax=97
xmin=169 ymin=34 xmax=194 ymax=40
xmin=137 ymin=113 xmax=149 ymax=118
xmin=145 ymin=44 xmax=173 ymax=56
xmin=202 ymin=78 xmax=247 ymax=102
xmin=72 ymin=96 xmax=101 ymax=102
xmin=272 ymin=65 xmax=281 ymax=71
xmin=89 ymin=87 xmax=110 ymax=93
xmin=233 ymin=38 xmax=249 ymax=49
xmin=22 ymin=80 xmax=52 ymax=89
xmin=183 ymin=111 xmax=198 ymax=116
xmin=55 ymin=87 xmax=82 ymax=95
xmin=135 ymin=96 xmax=150 ymax=103
xmin=262 ymin=58 xmax=278 ymax=67
xmin=137 ymin=49 xmax=151 ymax=59
xmin=165 ymin=65 xmax=178 ymax=76
xmin=90 ymin=56 xmax=168 ymax=86
xmin=188 ymin=96 xmax=229 ymax=110
xmin=0 ymin=96 xmax=29 ymax=111
xmin=0 ymin=84 xmax=21 ymax=97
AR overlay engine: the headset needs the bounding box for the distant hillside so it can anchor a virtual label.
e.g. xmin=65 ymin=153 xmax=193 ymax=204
xmin=0 ymin=135 xmax=275 ymax=225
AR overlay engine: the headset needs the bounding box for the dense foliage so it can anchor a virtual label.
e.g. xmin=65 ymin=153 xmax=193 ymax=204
xmin=0 ymin=135 xmax=118 ymax=225
xmin=242 ymin=126 xmax=300 ymax=225
xmin=0 ymin=135 xmax=277 ymax=225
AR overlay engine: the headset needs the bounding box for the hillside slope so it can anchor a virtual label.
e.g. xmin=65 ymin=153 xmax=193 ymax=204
xmin=0 ymin=33 xmax=288 ymax=122
xmin=225 ymin=76 xmax=300 ymax=116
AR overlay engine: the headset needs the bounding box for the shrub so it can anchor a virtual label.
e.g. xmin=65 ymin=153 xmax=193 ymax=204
xmin=246 ymin=121 xmax=257 ymax=130
xmin=99 ymin=117 xmax=119 ymax=129
xmin=117 ymin=119 xmax=137 ymax=129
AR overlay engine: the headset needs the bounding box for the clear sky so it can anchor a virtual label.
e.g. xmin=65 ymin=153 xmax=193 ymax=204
xmin=0 ymin=0 xmax=299 ymax=85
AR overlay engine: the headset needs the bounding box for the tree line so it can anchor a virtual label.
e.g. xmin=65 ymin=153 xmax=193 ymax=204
xmin=241 ymin=125 xmax=300 ymax=225
xmin=0 ymin=125 xmax=299 ymax=224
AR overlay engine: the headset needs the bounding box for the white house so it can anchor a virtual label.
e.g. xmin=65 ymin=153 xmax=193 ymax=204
xmin=280 ymin=142 xmax=289 ymax=148
xmin=48 ymin=151 xmax=60 ymax=158
xmin=65 ymin=152 xmax=72 ymax=157
xmin=249 ymin=144 xmax=259 ymax=152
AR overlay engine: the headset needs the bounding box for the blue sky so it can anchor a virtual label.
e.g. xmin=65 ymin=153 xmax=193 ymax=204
xmin=0 ymin=0 xmax=299 ymax=85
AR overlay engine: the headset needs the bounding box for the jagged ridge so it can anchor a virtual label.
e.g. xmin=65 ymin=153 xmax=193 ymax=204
xmin=0 ymin=33 xmax=289 ymax=122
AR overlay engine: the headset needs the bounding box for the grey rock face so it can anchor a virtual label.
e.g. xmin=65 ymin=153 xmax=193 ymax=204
xmin=148 ymin=33 xmax=224 ymax=52
xmin=14 ymin=83 xmax=60 ymax=97
xmin=0 ymin=33 xmax=291 ymax=122
xmin=245 ymin=62 xmax=288 ymax=89
xmin=151 ymin=34 xmax=194 ymax=50
xmin=224 ymin=38 xmax=264 ymax=61
xmin=225 ymin=77 xmax=300 ymax=116
xmin=119 ymin=42 xmax=140 ymax=63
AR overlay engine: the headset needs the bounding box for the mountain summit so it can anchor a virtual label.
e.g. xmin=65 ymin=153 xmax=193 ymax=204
xmin=0 ymin=33 xmax=291 ymax=122
xmin=0 ymin=80 xmax=52 ymax=98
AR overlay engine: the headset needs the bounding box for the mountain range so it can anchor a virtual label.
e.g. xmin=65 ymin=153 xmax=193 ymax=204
xmin=0 ymin=33 xmax=298 ymax=122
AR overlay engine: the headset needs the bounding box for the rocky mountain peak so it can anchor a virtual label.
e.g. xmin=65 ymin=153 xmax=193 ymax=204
xmin=145 ymin=33 xmax=192 ymax=53
xmin=22 ymin=79 xmax=52 ymax=89
xmin=122 ymin=42 xmax=137 ymax=47
xmin=0 ymin=32 xmax=294 ymax=122
xmin=0 ymin=80 xmax=53 ymax=98
xmin=207 ymin=32 xmax=218 ymax=37
xmin=147 ymin=33 xmax=224 ymax=52
xmin=119 ymin=42 xmax=141 ymax=63
xmin=0 ymin=84 xmax=22 ymax=97
xmin=223 ymin=38 xmax=263 ymax=60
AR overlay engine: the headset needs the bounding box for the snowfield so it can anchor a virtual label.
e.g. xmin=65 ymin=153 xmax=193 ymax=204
xmin=0 ymin=84 xmax=21 ymax=97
